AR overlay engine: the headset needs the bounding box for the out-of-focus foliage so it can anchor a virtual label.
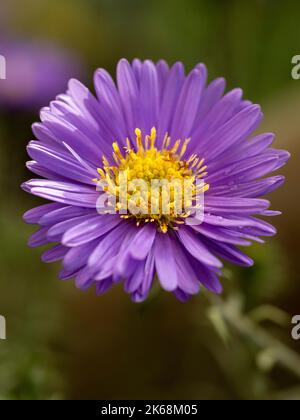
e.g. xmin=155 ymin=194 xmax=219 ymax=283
xmin=0 ymin=0 xmax=299 ymax=400
xmin=0 ymin=206 xmax=65 ymax=399
xmin=4 ymin=0 xmax=300 ymax=100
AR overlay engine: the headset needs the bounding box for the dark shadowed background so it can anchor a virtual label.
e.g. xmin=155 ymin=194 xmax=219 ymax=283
xmin=0 ymin=0 xmax=300 ymax=400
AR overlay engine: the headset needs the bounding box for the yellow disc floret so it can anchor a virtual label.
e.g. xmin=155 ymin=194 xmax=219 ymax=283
xmin=95 ymin=127 xmax=209 ymax=233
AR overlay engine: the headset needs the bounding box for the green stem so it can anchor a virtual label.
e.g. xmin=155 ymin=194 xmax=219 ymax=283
xmin=215 ymin=296 xmax=300 ymax=379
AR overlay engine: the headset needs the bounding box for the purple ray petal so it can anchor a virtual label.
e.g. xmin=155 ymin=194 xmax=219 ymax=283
xmin=117 ymin=58 xmax=139 ymax=138
xmin=204 ymin=196 xmax=270 ymax=215
xmin=139 ymin=60 xmax=159 ymax=133
xmin=41 ymin=245 xmax=68 ymax=263
xmin=157 ymin=62 xmax=185 ymax=146
xmin=23 ymin=203 xmax=63 ymax=224
xmin=177 ymin=225 xmax=222 ymax=268
xmin=128 ymin=224 xmax=156 ymax=260
xmin=154 ymin=233 xmax=178 ymax=291
xmin=62 ymin=214 xmax=121 ymax=247
xmin=170 ymin=67 xmax=206 ymax=140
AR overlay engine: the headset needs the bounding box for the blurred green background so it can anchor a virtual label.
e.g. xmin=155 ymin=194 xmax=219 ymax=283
xmin=0 ymin=0 xmax=300 ymax=400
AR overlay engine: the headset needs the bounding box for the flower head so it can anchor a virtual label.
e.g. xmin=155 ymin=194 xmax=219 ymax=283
xmin=22 ymin=59 xmax=289 ymax=302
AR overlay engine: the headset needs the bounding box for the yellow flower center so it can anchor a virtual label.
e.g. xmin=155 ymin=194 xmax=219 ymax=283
xmin=95 ymin=128 xmax=209 ymax=233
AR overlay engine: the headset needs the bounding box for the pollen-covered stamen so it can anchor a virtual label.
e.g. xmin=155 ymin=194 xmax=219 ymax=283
xmin=95 ymin=127 xmax=209 ymax=233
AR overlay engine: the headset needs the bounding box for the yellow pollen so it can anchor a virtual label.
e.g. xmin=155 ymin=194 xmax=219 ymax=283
xmin=95 ymin=127 xmax=209 ymax=233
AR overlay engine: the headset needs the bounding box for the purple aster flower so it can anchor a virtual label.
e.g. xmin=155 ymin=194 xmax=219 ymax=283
xmin=22 ymin=59 xmax=289 ymax=302
xmin=0 ymin=38 xmax=83 ymax=110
